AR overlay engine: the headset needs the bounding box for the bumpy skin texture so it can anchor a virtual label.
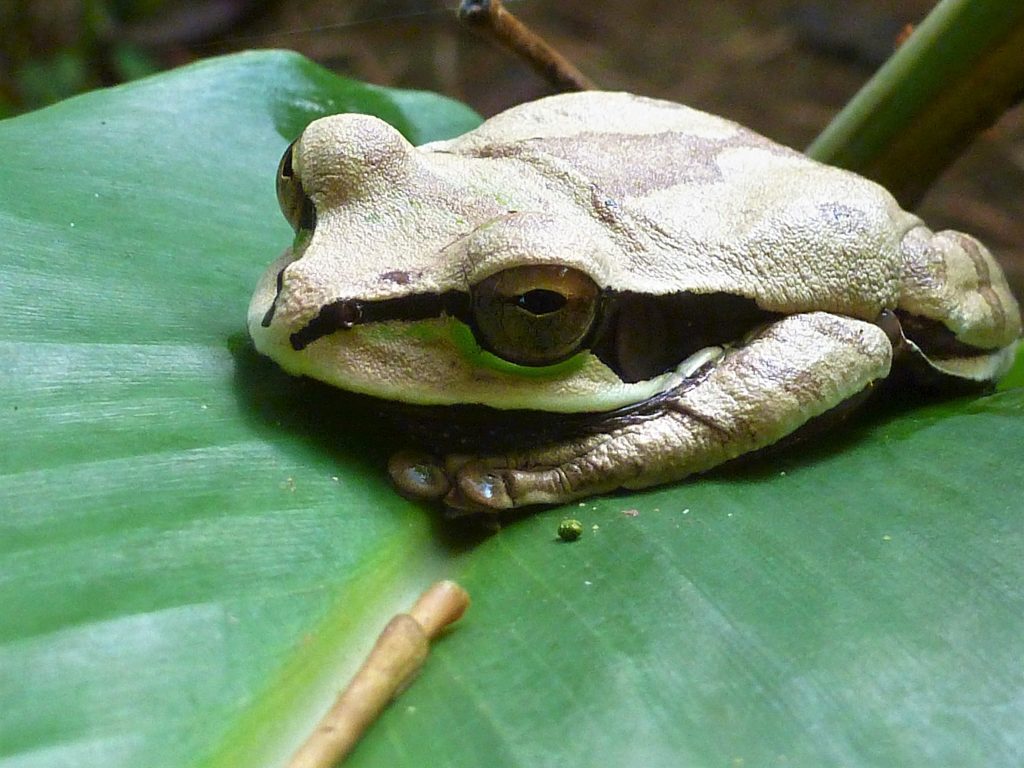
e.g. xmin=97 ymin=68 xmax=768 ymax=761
xmin=249 ymin=92 xmax=1021 ymax=514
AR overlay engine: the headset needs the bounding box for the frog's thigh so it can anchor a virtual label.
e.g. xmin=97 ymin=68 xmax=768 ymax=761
xmin=450 ymin=312 xmax=893 ymax=510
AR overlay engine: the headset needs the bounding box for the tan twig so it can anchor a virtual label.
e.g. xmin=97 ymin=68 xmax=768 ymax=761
xmin=458 ymin=0 xmax=596 ymax=92
xmin=286 ymin=581 xmax=471 ymax=768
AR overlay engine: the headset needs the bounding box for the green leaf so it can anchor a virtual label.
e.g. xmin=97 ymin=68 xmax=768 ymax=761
xmin=2 ymin=50 xmax=1023 ymax=768
xmin=0 ymin=50 xmax=478 ymax=768
xmin=353 ymin=390 xmax=1024 ymax=768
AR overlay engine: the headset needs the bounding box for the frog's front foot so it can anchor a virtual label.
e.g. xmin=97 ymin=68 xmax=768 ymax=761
xmin=388 ymin=313 xmax=896 ymax=518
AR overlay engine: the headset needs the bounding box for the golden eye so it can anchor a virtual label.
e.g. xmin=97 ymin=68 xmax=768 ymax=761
xmin=471 ymin=265 xmax=601 ymax=367
xmin=276 ymin=140 xmax=316 ymax=232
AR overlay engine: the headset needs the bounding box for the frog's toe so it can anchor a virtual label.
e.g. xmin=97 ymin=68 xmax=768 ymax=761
xmin=388 ymin=450 xmax=451 ymax=500
xmin=448 ymin=461 xmax=577 ymax=511
xmin=444 ymin=463 xmax=516 ymax=511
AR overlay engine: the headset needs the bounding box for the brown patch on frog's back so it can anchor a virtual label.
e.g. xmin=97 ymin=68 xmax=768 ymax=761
xmin=463 ymin=129 xmax=801 ymax=200
xmin=380 ymin=269 xmax=417 ymax=285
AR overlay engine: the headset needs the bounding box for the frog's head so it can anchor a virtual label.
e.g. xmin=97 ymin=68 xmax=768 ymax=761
xmin=248 ymin=113 xmax=745 ymax=414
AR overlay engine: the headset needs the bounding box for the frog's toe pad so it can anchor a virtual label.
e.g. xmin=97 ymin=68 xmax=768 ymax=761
xmin=442 ymin=463 xmax=513 ymax=511
xmin=388 ymin=450 xmax=451 ymax=500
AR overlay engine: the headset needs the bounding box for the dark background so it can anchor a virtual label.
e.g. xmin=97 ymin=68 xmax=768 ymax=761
xmin=3 ymin=0 xmax=1021 ymax=295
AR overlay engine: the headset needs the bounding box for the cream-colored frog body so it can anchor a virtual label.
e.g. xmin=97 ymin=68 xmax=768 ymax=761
xmin=249 ymin=92 xmax=1020 ymax=514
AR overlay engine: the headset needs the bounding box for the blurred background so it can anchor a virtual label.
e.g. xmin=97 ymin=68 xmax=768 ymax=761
xmin=1 ymin=0 xmax=1021 ymax=293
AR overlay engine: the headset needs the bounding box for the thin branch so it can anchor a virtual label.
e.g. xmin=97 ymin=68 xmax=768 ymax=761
xmin=458 ymin=0 xmax=596 ymax=92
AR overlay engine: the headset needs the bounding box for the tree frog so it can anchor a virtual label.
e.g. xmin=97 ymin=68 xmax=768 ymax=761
xmin=249 ymin=92 xmax=1021 ymax=515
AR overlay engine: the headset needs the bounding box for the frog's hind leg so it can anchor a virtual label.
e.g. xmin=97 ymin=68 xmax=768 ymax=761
xmin=440 ymin=312 xmax=893 ymax=513
xmin=896 ymin=226 xmax=1021 ymax=384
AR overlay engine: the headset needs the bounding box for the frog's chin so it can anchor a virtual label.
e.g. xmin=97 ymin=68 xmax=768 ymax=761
xmin=370 ymin=348 xmax=723 ymax=455
xmin=300 ymin=345 xmax=700 ymax=413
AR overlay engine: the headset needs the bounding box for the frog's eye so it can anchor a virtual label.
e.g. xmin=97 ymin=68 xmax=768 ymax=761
xmin=471 ymin=265 xmax=601 ymax=367
xmin=276 ymin=140 xmax=316 ymax=233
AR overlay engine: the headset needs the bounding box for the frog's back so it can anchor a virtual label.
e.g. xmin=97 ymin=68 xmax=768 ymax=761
xmin=432 ymin=91 xmax=910 ymax=320
xmin=434 ymin=91 xmax=1019 ymax=383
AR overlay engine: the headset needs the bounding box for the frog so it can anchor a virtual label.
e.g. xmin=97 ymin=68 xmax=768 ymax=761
xmin=248 ymin=91 xmax=1021 ymax=516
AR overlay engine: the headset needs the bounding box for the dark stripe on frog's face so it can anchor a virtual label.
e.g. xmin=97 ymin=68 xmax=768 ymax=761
xmin=288 ymin=287 xmax=777 ymax=386
xmin=288 ymin=291 xmax=470 ymax=351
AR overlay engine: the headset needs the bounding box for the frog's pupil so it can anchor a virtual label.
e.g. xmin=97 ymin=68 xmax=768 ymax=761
xmin=518 ymin=289 xmax=566 ymax=315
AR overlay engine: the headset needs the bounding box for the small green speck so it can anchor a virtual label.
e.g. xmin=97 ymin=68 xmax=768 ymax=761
xmin=558 ymin=519 xmax=584 ymax=542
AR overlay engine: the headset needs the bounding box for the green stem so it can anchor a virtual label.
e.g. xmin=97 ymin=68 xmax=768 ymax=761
xmin=807 ymin=0 xmax=1024 ymax=208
